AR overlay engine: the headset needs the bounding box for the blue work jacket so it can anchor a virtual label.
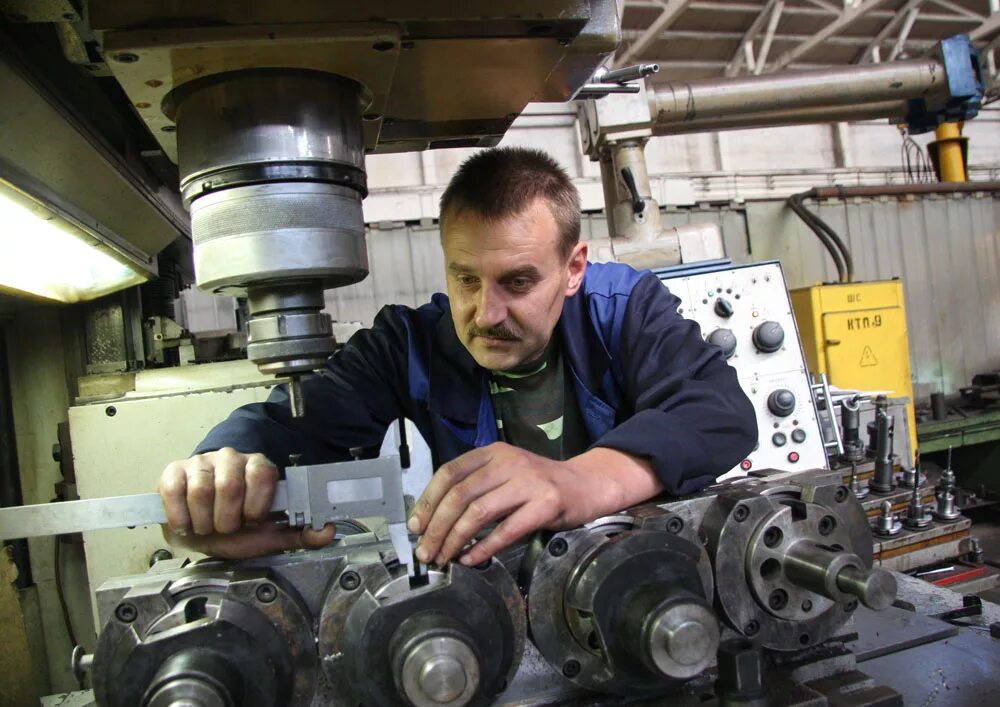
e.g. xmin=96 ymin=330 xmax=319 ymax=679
xmin=196 ymin=262 xmax=757 ymax=496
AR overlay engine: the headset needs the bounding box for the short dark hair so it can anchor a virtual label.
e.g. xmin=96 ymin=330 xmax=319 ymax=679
xmin=439 ymin=147 xmax=581 ymax=260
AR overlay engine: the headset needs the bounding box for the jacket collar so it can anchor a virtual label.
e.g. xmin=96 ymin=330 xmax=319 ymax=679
xmin=427 ymin=280 xmax=612 ymax=424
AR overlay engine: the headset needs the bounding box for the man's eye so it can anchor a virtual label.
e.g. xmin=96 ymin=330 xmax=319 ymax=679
xmin=509 ymin=278 xmax=531 ymax=290
xmin=456 ymin=275 xmax=478 ymax=286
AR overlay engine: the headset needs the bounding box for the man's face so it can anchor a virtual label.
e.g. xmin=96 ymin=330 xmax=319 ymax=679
xmin=442 ymin=199 xmax=587 ymax=371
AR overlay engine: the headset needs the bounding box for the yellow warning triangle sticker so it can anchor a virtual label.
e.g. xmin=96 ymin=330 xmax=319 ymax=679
xmin=860 ymin=345 xmax=878 ymax=367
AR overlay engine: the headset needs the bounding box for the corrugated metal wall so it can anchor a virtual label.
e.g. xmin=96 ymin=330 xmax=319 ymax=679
xmin=324 ymin=193 xmax=1000 ymax=403
xmin=748 ymin=193 xmax=1000 ymax=400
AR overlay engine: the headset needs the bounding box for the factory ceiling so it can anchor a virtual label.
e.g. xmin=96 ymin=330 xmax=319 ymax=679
xmin=619 ymin=0 xmax=1000 ymax=92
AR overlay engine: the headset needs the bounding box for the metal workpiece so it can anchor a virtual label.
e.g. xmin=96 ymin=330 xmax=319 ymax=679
xmin=522 ymin=510 xmax=716 ymax=694
xmin=933 ymin=448 xmax=962 ymax=523
xmin=902 ymin=464 xmax=933 ymax=530
xmin=91 ymin=566 xmax=318 ymax=707
xmin=840 ymin=397 xmax=865 ymax=464
xmin=319 ymin=559 xmax=525 ymax=707
xmin=849 ymin=462 xmax=869 ymax=500
xmin=782 ymin=541 xmax=896 ymax=611
xmin=696 ymin=472 xmax=880 ymax=650
xmin=868 ymin=400 xmax=896 ymax=494
xmin=873 ymin=500 xmax=902 ymax=538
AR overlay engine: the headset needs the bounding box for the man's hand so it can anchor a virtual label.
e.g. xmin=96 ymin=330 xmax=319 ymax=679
xmin=157 ymin=447 xmax=335 ymax=559
xmin=406 ymin=442 xmax=663 ymax=567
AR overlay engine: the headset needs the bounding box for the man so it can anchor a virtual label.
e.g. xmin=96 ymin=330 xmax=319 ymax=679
xmin=158 ymin=147 xmax=757 ymax=565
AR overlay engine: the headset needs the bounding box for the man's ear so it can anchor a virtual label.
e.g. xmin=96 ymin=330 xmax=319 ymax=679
xmin=565 ymin=242 xmax=588 ymax=297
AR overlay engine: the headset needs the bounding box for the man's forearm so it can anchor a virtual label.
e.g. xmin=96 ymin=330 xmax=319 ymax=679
xmin=564 ymin=447 xmax=664 ymax=523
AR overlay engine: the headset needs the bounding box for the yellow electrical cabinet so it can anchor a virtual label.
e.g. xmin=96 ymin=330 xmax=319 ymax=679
xmin=791 ymin=280 xmax=916 ymax=461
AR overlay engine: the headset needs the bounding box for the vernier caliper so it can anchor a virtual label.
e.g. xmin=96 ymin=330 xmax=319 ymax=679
xmin=0 ymin=456 xmax=414 ymax=573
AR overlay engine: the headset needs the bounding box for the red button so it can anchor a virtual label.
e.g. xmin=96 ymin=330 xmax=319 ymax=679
xmin=787 ymin=452 xmax=800 ymax=463
xmin=740 ymin=459 xmax=753 ymax=470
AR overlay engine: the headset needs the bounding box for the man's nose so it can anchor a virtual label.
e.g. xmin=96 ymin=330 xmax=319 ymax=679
xmin=474 ymin=284 xmax=508 ymax=328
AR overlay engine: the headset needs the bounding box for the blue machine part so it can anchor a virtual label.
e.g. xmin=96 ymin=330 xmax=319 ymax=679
xmin=905 ymin=34 xmax=984 ymax=134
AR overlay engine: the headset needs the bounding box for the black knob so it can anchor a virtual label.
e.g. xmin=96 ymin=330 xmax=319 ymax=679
xmin=767 ymin=389 xmax=796 ymax=417
xmin=772 ymin=432 xmax=787 ymax=447
xmin=714 ymin=298 xmax=735 ymax=318
xmin=791 ymin=428 xmax=806 ymax=443
xmin=707 ymin=328 xmax=737 ymax=359
xmin=752 ymin=321 xmax=785 ymax=353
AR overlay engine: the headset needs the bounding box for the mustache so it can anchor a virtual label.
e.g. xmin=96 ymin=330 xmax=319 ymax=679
xmin=467 ymin=322 xmax=522 ymax=341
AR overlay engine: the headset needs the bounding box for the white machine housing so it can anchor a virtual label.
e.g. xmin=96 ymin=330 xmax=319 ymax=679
xmin=658 ymin=260 xmax=829 ymax=479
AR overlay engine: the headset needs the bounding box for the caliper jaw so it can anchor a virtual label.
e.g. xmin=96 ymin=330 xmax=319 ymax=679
xmin=284 ymin=456 xmax=414 ymax=574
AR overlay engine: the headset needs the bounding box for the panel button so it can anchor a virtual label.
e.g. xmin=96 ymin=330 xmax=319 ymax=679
xmin=787 ymin=451 xmax=800 ymax=463
xmin=791 ymin=428 xmax=807 ymax=443
xmin=772 ymin=432 xmax=787 ymax=447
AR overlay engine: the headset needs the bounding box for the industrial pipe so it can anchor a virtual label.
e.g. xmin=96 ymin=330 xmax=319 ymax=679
xmin=807 ymin=182 xmax=1000 ymax=198
xmin=651 ymin=59 xmax=946 ymax=129
xmin=652 ymin=101 xmax=906 ymax=137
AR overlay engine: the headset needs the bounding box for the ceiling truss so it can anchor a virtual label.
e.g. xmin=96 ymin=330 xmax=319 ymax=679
xmin=619 ymin=0 xmax=1000 ymax=82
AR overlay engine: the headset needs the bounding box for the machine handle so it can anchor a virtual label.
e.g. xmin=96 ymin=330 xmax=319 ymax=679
xmin=620 ymin=167 xmax=646 ymax=215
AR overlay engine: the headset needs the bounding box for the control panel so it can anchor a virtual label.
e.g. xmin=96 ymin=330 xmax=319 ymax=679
xmin=657 ymin=260 xmax=828 ymax=479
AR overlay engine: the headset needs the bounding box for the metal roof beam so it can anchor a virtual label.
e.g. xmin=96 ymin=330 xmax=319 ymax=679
xmin=969 ymin=8 xmax=1000 ymax=42
xmin=614 ymin=0 xmax=693 ymax=67
xmin=927 ymin=0 xmax=985 ymax=21
xmin=857 ymin=0 xmax=926 ymax=63
xmin=770 ymin=0 xmax=890 ymax=71
xmin=754 ymin=0 xmax=785 ymax=74
xmin=723 ymin=0 xmax=780 ymax=77
xmin=621 ymin=28 xmax=937 ymax=48
xmin=625 ymin=1 xmax=975 ymax=24
xmin=888 ymin=6 xmax=921 ymax=61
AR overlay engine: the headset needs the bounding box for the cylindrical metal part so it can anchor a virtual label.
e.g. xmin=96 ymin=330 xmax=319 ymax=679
xmin=170 ymin=70 xmax=367 ymax=200
xmin=834 ymin=566 xmax=897 ymax=611
xmin=142 ymin=649 xmax=241 ymax=707
xmin=396 ymin=635 xmax=481 ymax=707
xmin=168 ymin=70 xmax=369 ymax=387
xmin=643 ymin=599 xmax=720 ymax=679
xmin=652 ymin=101 xmax=906 ymax=136
xmin=840 ymin=397 xmax=865 ymax=462
xmin=246 ymin=284 xmax=336 ymax=377
xmin=782 ymin=541 xmax=863 ymax=603
xmin=782 ymin=541 xmax=896 ymax=610
xmin=873 ymin=500 xmax=902 ymax=537
xmin=652 ymin=59 xmax=944 ymax=128
xmin=610 ymin=140 xmax=657 ymax=242
xmin=931 ymin=392 xmax=947 ymax=420
xmin=869 ymin=408 xmax=896 ymax=494
xmin=598 ymin=153 xmax=619 ymax=240
xmin=932 ymin=122 xmax=967 ymax=182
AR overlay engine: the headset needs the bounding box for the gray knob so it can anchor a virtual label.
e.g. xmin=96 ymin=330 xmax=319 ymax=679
xmin=707 ymin=328 xmax=737 ymax=359
xmin=714 ymin=298 xmax=735 ymax=318
xmin=399 ymin=636 xmax=480 ymax=707
xmin=752 ymin=321 xmax=785 ymax=353
xmin=767 ymin=389 xmax=795 ymax=417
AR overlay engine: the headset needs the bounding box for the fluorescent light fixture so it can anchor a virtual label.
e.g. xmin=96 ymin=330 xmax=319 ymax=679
xmin=0 ymin=179 xmax=153 ymax=303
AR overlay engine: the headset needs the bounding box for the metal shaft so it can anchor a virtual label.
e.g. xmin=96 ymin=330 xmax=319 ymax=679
xmin=651 ymin=58 xmax=944 ymax=129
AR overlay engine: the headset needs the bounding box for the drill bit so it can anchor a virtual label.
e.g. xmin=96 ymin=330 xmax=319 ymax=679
xmin=288 ymin=375 xmax=306 ymax=418
xmin=903 ymin=454 xmax=932 ymax=528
